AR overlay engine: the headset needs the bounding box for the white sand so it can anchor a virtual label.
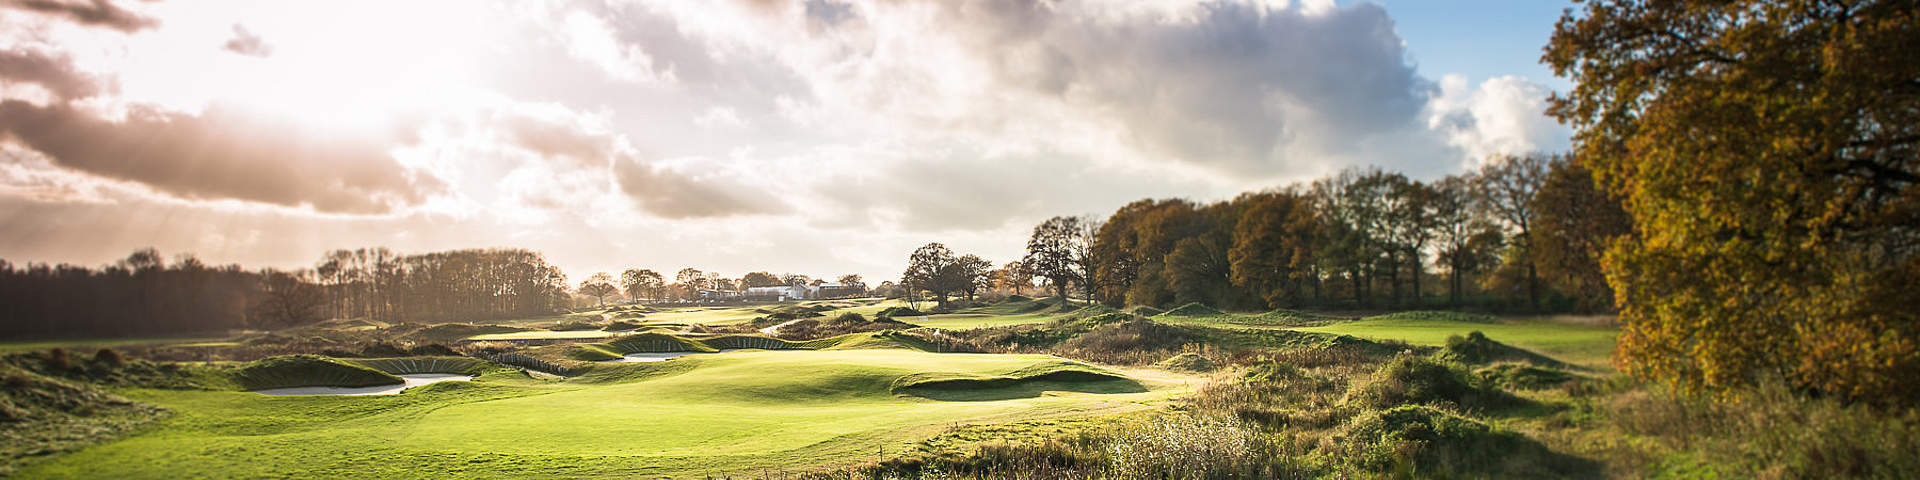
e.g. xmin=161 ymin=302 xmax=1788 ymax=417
xmin=251 ymin=373 xmax=473 ymax=396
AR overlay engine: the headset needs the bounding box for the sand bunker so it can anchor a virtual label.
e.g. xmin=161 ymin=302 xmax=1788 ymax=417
xmin=607 ymin=349 xmax=748 ymax=363
xmin=251 ymin=374 xmax=473 ymax=396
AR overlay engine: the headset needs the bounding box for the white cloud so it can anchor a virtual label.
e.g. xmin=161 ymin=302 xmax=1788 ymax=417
xmin=1427 ymin=74 xmax=1572 ymax=168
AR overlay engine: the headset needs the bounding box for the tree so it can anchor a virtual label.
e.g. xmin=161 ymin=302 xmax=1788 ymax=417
xmin=1313 ymin=169 xmax=1385 ymax=305
xmin=1531 ymin=159 xmax=1631 ymax=313
xmin=253 ymin=269 xmax=323 ymax=327
xmin=1024 ymin=216 xmax=1094 ymax=301
xmin=579 ymin=272 xmax=618 ymax=306
xmin=954 ymin=254 xmax=994 ymax=301
xmin=997 ymin=260 xmax=1032 ymax=296
xmin=779 ymin=273 xmax=812 ymax=286
xmin=1229 ymin=190 xmax=1320 ymax=308
xmin=621 ymin=269 xmax=664 ymax=302
xmin=1474 ymin=153 xmax=1550 ymax=310
xmin=1431 ymin=174 xmax=1497 ymax=306
xmin=1548 ymin=0 xmax=1920 ymax=404
xmin=741 ymin=271 xmax=782 ymax=288
xmin=903 ymin=243 xmax=959 ymax=308
xmin=835 ymin=274 xmax=865 ymax=290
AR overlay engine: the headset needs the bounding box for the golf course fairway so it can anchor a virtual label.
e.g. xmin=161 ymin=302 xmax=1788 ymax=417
xmin=14 ymin=349 xmax=1189 ymax=479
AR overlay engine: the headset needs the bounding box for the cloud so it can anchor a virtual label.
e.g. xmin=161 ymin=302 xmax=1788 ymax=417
xmin=2 ymin=0 xmax=158 ymax=32
xmin=221 ymin=24 xmax=273 ymax=57
xmin=0 ymin=48 xmax=102 ymax=100
xmin=0 ymin=101 xmax=440 ymax=214
xmin=613 ymin=155 xmax=785 ymax=219
xmin=1426 ymin=74 xmax=1571 ymax=166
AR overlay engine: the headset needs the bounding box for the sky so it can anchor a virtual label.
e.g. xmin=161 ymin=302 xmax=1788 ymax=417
xmin=0 ymin=0 xmax=1575 ymax=286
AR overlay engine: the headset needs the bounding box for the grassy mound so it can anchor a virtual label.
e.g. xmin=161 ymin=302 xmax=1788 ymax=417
xmin=1154 ymin=352 xmax=1217 ymax=372
xmin=345 ymin=356 xmax=491 ymax=375
xmin=1475 ymin=364 xmax=1577 ymax=390
xmin=1346 ymin=356 xmax=1517 ymax=411
xmin=409 ymin=323 xmax=530 ymax=343
xmin=1156 ymin=302 xmax=1225 ymax=317
xmin=1343 ymin=405 xmax=1567 ymax=476
xmin=804 ymin=331 xmax=936 ymax=351
xmin=891 ymin=360 xmax=1124 ymax=391
xmin=876 ymin=306 xmax=925 ymax=318
xmin=1365 ymin=310 xmax=1497 ymax=324
xmin=1437 ymin=331 xmax=1570 ymax=368
xmin=0 ymin=363 xmax=166 ymax=476
xmin=1128 ymin=305 xmax=1165 ymax=316
xmin=227 ymin=355 xmax=401 ymax=390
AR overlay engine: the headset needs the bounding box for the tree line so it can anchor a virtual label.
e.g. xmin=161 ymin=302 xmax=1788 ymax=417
xmin=570 ymin=268 xmax=870 ymax=306
xmin=0 ymin=247 xmax=572 ymax=337
xmin=960 ymin=152 xmax=1629 ymax=314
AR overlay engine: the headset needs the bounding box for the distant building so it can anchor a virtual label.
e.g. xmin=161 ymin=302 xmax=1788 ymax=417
xmin=744 ymin=285 xmax=809 ymax=302
xmin=697 ymin=289 xmax=742 ymax=301
xmin=814 ymin=282 xmax=865 ymax=299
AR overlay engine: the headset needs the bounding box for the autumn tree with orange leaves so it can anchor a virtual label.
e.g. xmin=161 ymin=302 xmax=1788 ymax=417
xmin=1548 ymin=0 xmax=1920 ymax=405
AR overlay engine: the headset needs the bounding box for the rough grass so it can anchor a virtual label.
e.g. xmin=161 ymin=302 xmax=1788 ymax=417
xmin=1291 ymin=316 xmax=1618 ymax=369
xmin=0 ymin=362 xmax=167 ymax=476
xmin=223 ymin=355 xmax=402 ymax=390
xmin=1156 ymin=302 xmax=1226 ymax=317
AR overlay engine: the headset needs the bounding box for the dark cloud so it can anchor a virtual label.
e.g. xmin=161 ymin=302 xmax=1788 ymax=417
xmin=0 ymin=101 xmax=439 ymax=214
xmin=941 ymin=1 xmax=1428 ymax=172
xmin=221 ymin=24 xmax=273 ymax=57
xmin=613 ymin=155 xmax=784 ymax=218
xmin=0 ymin=48 xmax=102 ymax=100
xmin=2 ymin=0 xmax=157 ymax=33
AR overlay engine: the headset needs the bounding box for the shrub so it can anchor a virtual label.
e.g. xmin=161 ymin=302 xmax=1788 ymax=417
xmin=45 ymin=348 xmax=70 ymax=371
xmin=1477 ymin=364 xmax=1576 ymax=390
xmin=1347 ymin=356 xmax=1517 ymax=411
xmin=1343 ymin=405 xmax=1563 ymax=475
xmin=1155 ymin=352 xmax=1216 ymax=373
xmin=92 ymin=348 xmax=124 ymax=367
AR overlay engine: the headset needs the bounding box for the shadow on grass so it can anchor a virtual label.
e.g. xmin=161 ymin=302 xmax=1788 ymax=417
xmin=900 ymin=378 xmax=1148 ymax=401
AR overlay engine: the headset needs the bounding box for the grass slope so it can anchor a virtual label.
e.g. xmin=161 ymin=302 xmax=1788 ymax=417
xmin=14 ymin=350 xmax=1183 ymax=479
xmin=1291 ymin=316 xmax=1618 ymax=369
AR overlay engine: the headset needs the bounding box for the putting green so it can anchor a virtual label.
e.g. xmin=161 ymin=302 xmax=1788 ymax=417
xmin=17 ymin=350 xmax=1186 ymax=479
xmin=1291 ymin=317 xmax=1619 ymax=368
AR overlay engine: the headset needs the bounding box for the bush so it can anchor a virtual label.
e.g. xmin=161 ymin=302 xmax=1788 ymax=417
xmin=1347 ymin=356 xmax=1517 ymax=411
xmin=45 ymin=348 xmax=70 ymax=371
xmin=1155 ymin=353 xmax=1217 ymax=373
xmin=1439 ymin=331 xmax=1569 ymax=368
xmin=1477 ymin=364 xmax=1576 ymax=390
xmin=92 ymin=348 xmax=124 ymax=367
xmin=1344 ymin=405 xmax=1561 ymax=475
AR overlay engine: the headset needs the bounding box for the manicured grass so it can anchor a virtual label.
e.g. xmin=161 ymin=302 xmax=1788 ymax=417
xmin=1291 ymin=317 xmax=1619 ymax=369
xmin=908 ymin=313 xmax=1055 ymax=330
xmin=15 ymin=349 xmax=1186 ymax=479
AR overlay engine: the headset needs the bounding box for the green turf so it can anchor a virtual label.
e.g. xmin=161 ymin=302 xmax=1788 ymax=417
xmin=908 ymin=313 xmax=1055 ymax=330
xmin=1290 ymin=317 xmax=1619 ymax=369
xmin=14 ymin=349 xmax=1185 ymax=479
